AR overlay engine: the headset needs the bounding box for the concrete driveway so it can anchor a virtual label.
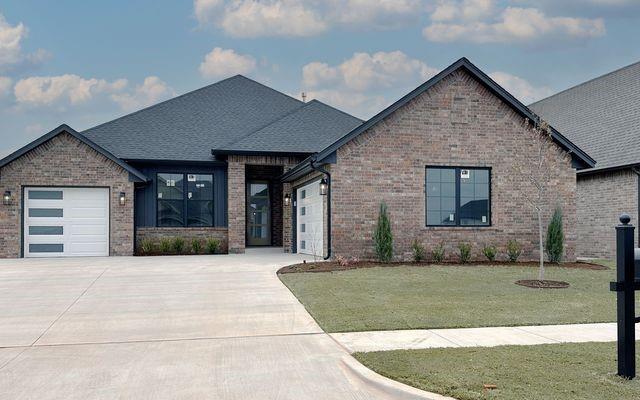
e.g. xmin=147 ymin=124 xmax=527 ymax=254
xmin=0 ymin=249 xmax=445 ymax=400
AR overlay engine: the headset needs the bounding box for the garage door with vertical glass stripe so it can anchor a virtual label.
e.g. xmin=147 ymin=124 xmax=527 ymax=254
xmin=23 ymin=187 xmax=109 ymax=257
xmin=296 ymin=180 xmax=323 ymax=257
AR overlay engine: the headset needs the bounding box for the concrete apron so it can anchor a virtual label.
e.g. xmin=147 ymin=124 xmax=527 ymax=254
xmin=0 ymin=249 xmax=448 ymax=400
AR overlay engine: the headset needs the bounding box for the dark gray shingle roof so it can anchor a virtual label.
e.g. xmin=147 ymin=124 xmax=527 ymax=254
xmin=530 ymin=61 xmax=640 ymax=171
xmin=214 ymin=100 xmax=362 ymax=155
xmin=82 ymin=75 xmax=308 ymax=161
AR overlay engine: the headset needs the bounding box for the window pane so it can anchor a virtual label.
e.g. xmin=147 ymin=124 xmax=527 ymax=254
xmin=187 ymin=174 xmax=213 ymax=200
xmin=460 ymin=169 xmax=490 ymax=226
xmin=157 ymin=173 xmax=183 ymax=200
xmin=29 ymin=226 xmax=63 ymax=235
xmin=475 ymin=169 xmax=489 ymax=183
xmin=29 ymin=244 xmax=63 ymax=253
xmin=441 ymin=169 xmax=455 ymax=182
xmin=250 ymin=183 xmax=268 ymax=197
xmin=187 ymin=200 xmax=213 ymax=226
xmin=426 ymin=167 xmax=458 ymax=226
xmin=158 ymin=200 xmax=184 ymax=226
xmin=29 ymin=190 xmax=63 ymax=200
xmin=441 ymin=183 xmax=455 ymax=197
xmin=29 ymin=208 xmax=63 ymax=217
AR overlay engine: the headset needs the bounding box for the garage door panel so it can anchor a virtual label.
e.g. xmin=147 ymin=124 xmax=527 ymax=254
xmin=24 ymin=187 xmax=109 ymax=258
xmin=296 ymin=181 xmax=323 ymax=257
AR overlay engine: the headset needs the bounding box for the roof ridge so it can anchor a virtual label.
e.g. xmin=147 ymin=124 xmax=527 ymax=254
xmin=83 ymin=74 xmax=303 ymax=134
xmin=530 ymin=60 xmax=640 ymax=107
xmin=307 ymin=99 xmax=365 ymax=123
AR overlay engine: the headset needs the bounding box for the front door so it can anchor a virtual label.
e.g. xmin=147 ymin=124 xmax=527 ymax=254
xmin=247 ymin=181 xmax=271 ymax=246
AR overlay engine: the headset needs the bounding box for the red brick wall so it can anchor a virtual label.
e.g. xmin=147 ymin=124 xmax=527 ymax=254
xmin=325 ymin=70 xmax=577 ymax=262
xmin=0 ymin=132 xmax=135 ymax=257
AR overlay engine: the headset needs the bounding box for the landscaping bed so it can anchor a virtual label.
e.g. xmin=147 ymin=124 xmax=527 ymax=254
xmin=354 ymin=342 xmax=640 ymax=400
xmin=279 ymin=261 xmax=623 ymax=332
xmin=278 ymin=260 xmax=608 ymax=274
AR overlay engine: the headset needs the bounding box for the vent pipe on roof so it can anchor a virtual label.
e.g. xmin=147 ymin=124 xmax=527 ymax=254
xmin=301 ymin=92 xmax=307 ymax=103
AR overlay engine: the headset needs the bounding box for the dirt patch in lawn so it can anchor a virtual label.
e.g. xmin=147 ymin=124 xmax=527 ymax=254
xmin=515 ymin=279 xmax=571 ymax=289
xmin=277 ymin=260 xmax=608 ymax=274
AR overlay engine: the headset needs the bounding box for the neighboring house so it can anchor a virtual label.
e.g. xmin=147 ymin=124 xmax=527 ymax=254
xmin=530 ymin=61 xmax=640 ymax=259
xmin=0 ymin=58 xmax=594 ymax=260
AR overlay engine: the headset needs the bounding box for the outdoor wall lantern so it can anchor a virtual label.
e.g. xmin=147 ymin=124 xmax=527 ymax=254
xmin=284 ymin=193 xmax=291 ymax=206
xmin=319 ymin=178 xmax=328 ymax=196
xmin=119 ymin=192 xmax=126 ymax=206
xmin=3 ymin=191 xmax=12 ymax=206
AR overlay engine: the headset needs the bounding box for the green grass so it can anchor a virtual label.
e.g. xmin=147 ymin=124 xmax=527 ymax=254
xmin=354 ymin=342 xmax=640 ymax=400
xmin=279 ymin=261 xmax=632 ymax=332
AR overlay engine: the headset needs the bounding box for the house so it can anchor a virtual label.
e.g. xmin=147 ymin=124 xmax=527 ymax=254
xmin=530 ymin=61 xmax=640 ymax=259
xmin=0 ymin=58 xmax=594 ymax=260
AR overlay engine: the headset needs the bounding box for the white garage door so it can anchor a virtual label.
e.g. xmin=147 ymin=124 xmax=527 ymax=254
xmin=23 ymin=187 xmax=109 ymax=257
xmin=296 ymin=180 xmax=324 ymax=257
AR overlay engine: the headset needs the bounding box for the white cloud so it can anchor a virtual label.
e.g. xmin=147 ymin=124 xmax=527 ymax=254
xmin=14 ymin=75 xmax=127 ymax=106
xmin=111 ymin=76 xmax=175 ymax=111
xmin=424 ymin=2 xmax=605 ymax=44
xmin=302 ymin=51 xmax=438 ymax=118
xmin=199 ymin=47 xmax=257 ymax=79
xmin=0 ymin=13 xmax=49 ymax=71
xmin=490 ymin=71 xmax=554 ymax=104
xmin=194 ymin=0 xmax=425 ymax=37
xmin=0 ymin=76 xmax=11 ymax=97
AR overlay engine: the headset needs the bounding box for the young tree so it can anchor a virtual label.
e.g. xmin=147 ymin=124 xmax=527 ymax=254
xmin=512 ymin=117 xmax=563 ymax=281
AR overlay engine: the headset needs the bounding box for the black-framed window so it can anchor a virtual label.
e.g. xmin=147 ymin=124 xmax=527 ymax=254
xmin=157 ymin=173 xmax=214 ymax=227
xmin=426 ymin=167 xmax=490 ymax=227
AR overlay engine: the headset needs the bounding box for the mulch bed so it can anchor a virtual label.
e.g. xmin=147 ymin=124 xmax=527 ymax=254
xmin=515 ymin=279 xmax=571 ymax=289
xmin=277 ymin=260 xmax=608 ymax=274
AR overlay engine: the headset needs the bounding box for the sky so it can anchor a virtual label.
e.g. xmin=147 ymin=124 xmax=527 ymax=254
xmin=1 ymin=0 xmax=640 ymax=158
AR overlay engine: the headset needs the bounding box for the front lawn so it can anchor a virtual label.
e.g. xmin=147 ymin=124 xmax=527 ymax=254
xmin=279 ymin=261 xmax=622 ymax=332
xmin=354 ymin=342 xmax=640 ymax=400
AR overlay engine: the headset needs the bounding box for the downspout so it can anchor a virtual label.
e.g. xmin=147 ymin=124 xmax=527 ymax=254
xmin=632 ymin=166 xmax=640 ymax=247
xmin=310 ymin=159 xmax=331 ymax=260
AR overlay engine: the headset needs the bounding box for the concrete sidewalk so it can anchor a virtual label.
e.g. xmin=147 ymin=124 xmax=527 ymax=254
xmin=331 ymin=323 xmax=640 ymax=353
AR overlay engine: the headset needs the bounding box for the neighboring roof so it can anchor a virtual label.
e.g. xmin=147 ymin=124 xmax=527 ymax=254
xmin=212 ymin=99 xmax=363 ymax=156
xmin=282 ymin=57 xmax=596 ymax=183
xmin=83 ymin=75 xmax=306 ymax=161
xmin=0 ymin=124 xmax=147 ymax=182
xmin=530 ymin=60 xmax=640 ymax=173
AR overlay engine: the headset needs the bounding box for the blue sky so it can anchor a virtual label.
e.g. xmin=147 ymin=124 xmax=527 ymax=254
xmin=1 ymin=0 xmax=640 ymax=157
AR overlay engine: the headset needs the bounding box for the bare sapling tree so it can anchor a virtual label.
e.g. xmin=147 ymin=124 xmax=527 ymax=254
xmin=512 ymin=117 xmax=559 ymax=281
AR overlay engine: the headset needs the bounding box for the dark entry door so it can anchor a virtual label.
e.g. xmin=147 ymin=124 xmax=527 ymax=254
xmin=247 ymin=181 xmax=271 ymax=246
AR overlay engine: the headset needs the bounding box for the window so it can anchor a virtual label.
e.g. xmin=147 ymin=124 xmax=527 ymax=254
xmin=157 ymin=173 xmax=214 ymax=227
xmin=426 ymin=167 xmax=490 ymax=227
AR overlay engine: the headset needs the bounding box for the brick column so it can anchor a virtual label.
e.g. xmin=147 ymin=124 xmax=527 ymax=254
xmin=228 ymin=159 xmax=246 ymax=253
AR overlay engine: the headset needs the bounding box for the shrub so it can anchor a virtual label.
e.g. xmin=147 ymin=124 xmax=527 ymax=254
xmin=431 ymin=242 xmax=445 ymax=263
xmin=139 ymin=239 xmax=155 ymax=255
xmin=373 ymin=202 xmax=393 ymax=263
xmin=458 ymin=242 xmax=472 ymax=263
xmin=482 ymin=244 xmax=497 ymax=262
xmin=159 ymin=238 xmax=172 ymax=254
xmin=411 ymin=239 xmax=426 ymax=262
xmin=507 ymin=239 xmax=522 ymax=263
xmin=546 ymin=206 xmax=564 ymax=263
xmin=206 ymin=238 xmax=221 ymax=254
xmin=172 ymin=237 xmax=186 ymax=254
xmin=191 ymin=239 xmax=202 ymax=254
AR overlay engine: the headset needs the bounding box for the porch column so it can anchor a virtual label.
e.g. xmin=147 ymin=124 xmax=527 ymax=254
xmin=228 ymin=158 xmax=245 ymax=253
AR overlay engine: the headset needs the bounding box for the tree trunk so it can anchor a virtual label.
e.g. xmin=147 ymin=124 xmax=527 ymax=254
xmin=538 ymin=209 xmax=545 ymax=281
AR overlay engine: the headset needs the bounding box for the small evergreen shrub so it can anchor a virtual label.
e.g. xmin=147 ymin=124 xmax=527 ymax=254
xmin=546 ymin=206 xmax=564 ymax=263
xmin=206 ymin=238 xmax=221 ymax=254
xmin=139 ymin=239 xmax=155 ymax=255
xmin=411 ymin=239 xmax=426 ymax=262
xmin=482 ymin=244 xmax=497 ymax=262
xmin=458 ymin=242 xmax=472 ymax=263
xmin=159 ymin=238 xmax=172 ymax=254
xmin=431 ymin=242 xmax=445 ymax=263
xmin=191 ymin=239 xmax=202 ymax=254
xmin=507 ymin=239 xmax=522 ymax=263
xmin=173 ymin=237 xmax=186 ymax=254
xmin=373 ymin=202 xmax=393 ymax=263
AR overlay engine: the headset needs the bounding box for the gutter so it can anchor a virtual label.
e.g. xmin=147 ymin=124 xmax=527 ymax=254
xmin=309 ymin=159 xmax=331 ymax=260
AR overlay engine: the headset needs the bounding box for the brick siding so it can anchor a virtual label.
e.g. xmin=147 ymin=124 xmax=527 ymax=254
xmin=576 ymin=169 xmax=638 ymax=259
xmin=0 ymin=132 xmax=134 ymax=257
xmin=293 ymin=70 xmax=578 ymax=262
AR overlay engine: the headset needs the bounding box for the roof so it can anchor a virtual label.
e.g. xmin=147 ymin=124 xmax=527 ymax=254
xmin=83 ymin=75 xmax=312 ymax=161
xmin=530 ymin=61 xmax=640 ymax=173
xmin=282 ymin=57 xmax=596 ymax=183
xmin=0 ymin=124 xmax=147 ymax=181
xmin=212 ymin=99 xmax=362 ymax=156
